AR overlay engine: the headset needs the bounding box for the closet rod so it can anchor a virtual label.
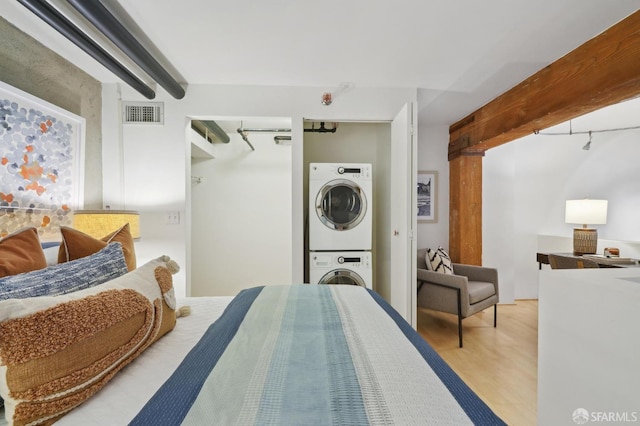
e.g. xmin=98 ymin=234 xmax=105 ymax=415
xmin=236 ymin=128 xmax=291 ymax=133
xmin=236 ymin=128 xmax=291 ymax=150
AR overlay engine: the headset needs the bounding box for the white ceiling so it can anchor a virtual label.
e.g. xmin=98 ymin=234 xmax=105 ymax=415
xmin=2 ymin=1 xmax=639 ymax=126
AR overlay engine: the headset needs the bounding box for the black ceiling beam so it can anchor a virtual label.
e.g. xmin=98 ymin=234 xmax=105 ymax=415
xmin=66 ymin=0 xmax=185 ymax=100
xmin=17 ymin=0 xmax=156 ymax=100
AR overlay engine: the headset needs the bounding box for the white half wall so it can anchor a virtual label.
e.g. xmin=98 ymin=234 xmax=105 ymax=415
xmin=538 ymin=268 xmax=640 ymax=424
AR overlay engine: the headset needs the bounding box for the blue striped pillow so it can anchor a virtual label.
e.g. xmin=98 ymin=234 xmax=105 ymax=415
xmin=0 ymin=242 xmax=128 ymax=301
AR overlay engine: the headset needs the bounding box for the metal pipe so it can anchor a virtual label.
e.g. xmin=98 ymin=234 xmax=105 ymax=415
xmin=199 ymin=120 xmax=230 ymax=144
xmin=274 ymin=135 xmax=292 ymax=144
xmin=237 ymin=130 xmax=255 ymax=151
xmin=236 ymin=128 xmax=292 ymax=133
xmin=17 ymin=0 xmax=155 ymax=99
xmin=304 ymin=122 xmax=338 ymax=133
xmin=66 ymin=0 xmax=185 ymax=99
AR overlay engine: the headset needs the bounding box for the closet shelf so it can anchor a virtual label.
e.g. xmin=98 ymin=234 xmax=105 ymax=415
xmin=190 ymin=128 xmax=215 ymax=159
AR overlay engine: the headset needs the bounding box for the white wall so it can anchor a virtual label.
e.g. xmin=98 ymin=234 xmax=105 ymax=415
xmin=190 ymin=123 xmax=292 ymax=296
xmin=483 ymin=142 xmax=517 ymax=304
xmin=102 ymin=84 xmax=416 ymax=297
xmin=415 ymin=124 xmax=450 ymax=251
xmin=484 ymin=98 xmax=640 ymax=299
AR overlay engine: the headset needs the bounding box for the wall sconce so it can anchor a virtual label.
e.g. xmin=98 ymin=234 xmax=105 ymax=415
xmin=73 ymin=210 xmax=141 ymax=240
xmin=565 ymin=199 xmax=607 ymax=255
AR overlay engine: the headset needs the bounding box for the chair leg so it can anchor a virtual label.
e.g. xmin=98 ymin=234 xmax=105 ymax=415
xmin=423 ymin=281 xmax=464 ymax=348
xmin=494 ymin=304 xmax=497 ymax=328
xmin=456 ymin=288 xmax=463 ymax=348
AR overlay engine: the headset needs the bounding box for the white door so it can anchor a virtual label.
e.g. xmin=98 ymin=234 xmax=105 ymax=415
xmin=389 ymin=103 xmax=417 ymax=327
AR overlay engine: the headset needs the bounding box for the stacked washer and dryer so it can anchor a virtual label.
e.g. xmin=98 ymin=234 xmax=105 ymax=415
xmin=308 ymin=163 xmax=373 ymax=289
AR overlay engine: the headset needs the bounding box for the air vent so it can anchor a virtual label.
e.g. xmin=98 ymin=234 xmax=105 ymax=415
xmin=123 ymin=102 xmax=164 ymax=125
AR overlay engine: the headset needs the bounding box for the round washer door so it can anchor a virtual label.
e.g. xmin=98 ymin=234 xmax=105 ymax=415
xmin=315 ymin=179 xmax=367 ymax=231
xmin=318 ymin=269 xmax=365 ymax=287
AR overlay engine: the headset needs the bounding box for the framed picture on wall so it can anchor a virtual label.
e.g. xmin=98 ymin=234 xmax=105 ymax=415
xmin=0 ymin=80 xmax=85 ymax=239
xmin=417 ymin=170 xmax=437 ymax=223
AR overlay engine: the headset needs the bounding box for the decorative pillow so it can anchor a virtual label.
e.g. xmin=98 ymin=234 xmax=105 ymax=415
xmin=0 ymin=255 xmax=180 ymax=426
xmin=58 ymin=223 xmax=136 ymax=271
xmin=0 ymin=243 xmax=128 ymax=301
xmin=41 ymin=241 xmax=61 ymax=266
xmin=426 ymin=247 xmax=454 ymax=275
xmin=424 ymin=250 xmax=433 ymax=271
xmin=0 ymin=227 xmax=47 ymax=278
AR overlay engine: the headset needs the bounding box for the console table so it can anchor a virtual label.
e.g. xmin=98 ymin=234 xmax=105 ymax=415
xmin=537 ymin=252 xmax=640 ymax=269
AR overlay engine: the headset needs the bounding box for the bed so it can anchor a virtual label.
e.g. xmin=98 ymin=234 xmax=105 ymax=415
xmin=0 ymin=227 xmax=505 ymax=425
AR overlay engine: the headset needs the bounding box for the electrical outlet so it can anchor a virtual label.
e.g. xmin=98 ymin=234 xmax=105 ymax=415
xmin=166 ymin=211 xmax=180 ymax=224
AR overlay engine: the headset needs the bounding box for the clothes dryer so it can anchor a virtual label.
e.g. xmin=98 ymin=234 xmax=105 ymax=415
xmin=308 ymin=163 xmax=372 ymax=251
xmin=309 ymin=251 xmax=372 ymax=289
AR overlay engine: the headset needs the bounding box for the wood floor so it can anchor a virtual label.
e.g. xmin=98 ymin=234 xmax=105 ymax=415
xmin=417 ymin=300 xmax=538 ymax=426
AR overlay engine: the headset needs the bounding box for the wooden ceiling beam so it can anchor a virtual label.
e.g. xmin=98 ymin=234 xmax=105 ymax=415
xmin=448 ymin=10 xmax=640 ymax=160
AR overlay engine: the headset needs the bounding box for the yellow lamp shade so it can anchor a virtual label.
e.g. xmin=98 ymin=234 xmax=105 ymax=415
xmin=73 ymin=210 xmax=140 ymax=239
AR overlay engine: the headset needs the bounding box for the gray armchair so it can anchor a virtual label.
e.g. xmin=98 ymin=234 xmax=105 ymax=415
xmin=417 ymin=248 xmax=499 ymax=347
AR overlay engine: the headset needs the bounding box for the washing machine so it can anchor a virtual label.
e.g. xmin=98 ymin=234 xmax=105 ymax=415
xmin=309 ymin=251 xmax=372 ymax=289
xmin=309 ymin=163 xmax=372 ymax=251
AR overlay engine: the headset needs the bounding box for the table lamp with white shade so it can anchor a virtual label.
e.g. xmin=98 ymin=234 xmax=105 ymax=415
xmin=565 ymin=199 xmax=607 ymax=255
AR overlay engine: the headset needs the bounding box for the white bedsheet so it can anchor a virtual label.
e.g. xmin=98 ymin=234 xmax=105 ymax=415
xmin=14 ymin=297 xmax=232 ymax=426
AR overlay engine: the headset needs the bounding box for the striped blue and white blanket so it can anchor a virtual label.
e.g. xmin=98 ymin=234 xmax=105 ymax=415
xmin=131 ymin=285 xmax=505 ymax=425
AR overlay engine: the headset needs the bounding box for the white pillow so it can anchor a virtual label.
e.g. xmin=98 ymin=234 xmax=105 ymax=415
xmin=43 ymin=245 xmax=60 ymax=265
xmin=426 ymin=247 xmax=454 ymax=275
xmin=424 ymin=250 xmax=433 ymax=270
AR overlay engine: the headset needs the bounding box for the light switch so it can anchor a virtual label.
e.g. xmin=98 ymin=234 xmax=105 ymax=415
xmin=166 ymin=211 xmax=180 ymax=224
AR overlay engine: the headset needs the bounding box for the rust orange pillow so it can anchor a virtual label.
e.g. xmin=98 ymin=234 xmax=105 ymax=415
xmin=0 ymin=227 xmax=47 ymax=278
xmin=58 ymin=224 xmax=136 ymax=271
